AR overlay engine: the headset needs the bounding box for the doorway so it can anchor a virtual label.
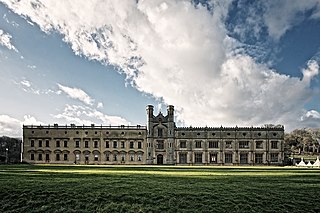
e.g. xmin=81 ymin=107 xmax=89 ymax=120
xmin=157 ymin=154 xmax=163 ymax=165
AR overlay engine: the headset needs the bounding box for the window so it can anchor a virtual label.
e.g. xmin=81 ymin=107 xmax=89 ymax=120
xmin=256 ymin=141 xmax=263 ymax=149
xmin=130 ymin=141 xmax=134 ymax=149
xmin=113 ymin=154 xmax=117 ymax=161
xmin=137 ymin=154 xmax=142 ymax=161
xmin=240 ymin=153 xmax=248 ymax=164
xmin=64 ymin=140 xmax=68 ymax=148
xmin=106 ymin=154 xmax=110 ymax=161
xmin=56 ymin=154 xmax=60 ymax=161
xmin=113 ymin=141 xmax=117 ymax=148
xmin=195 ymin=153 xmax=202 ymax=163
xmin=271 ymin=141 xmax=278 ymax=149
xmin=85 ymin=141 xmax=89 ymax=148
xmin=94 ymin=155 xmax=99 ymax=161
xmin=38 ymin=153 xmax=42 ymax=161
xmin=75 ymin=141 xmax=80 ymax=148
xmin=180 ymin=141 xmax=187 ymax=148
xmin=39 ymin=140 xmax=42 ymax=147
xmin=270 ymin=153 xmax=278 ymax=162
xmin=76 ymin=154 xmax=80 ymax=161
xmin=210 ymin=153 xmax=218 ymax=163
xmin=30 ymin=140 xmax=34 ymax=147
xmin=45 ymin=140 xmax=49 ymax=147
xmin=157 ymin=141 xmax=164 ymax=149
xmin=179 ymin=153 xmax=187 ymax=164
xmin=209 ymin=141 xmax=219 ymax=148
xmin=56 ymin=140 xmax=60 ymax=147
xmin=225 ymin=153 xmax=233 ymax=163
xmin=94 ymin=141 xmax=99 ymax=148
xmin=195 ymin=141 xmax=202 ymax=148
xmin=64 ymin=154 xmax=68 ymax=161
xmin=255 ymin=153 xmax=263 ymax=164
xmin=30 ymin=153 xmax=34 ymax=160
xmin=130 ymin=155 xmax=134 ymax=161
xmin=121 ymin=154 xmax=125 ymax=162
xmin=239 ymin=141 xmax=249 ymax=149
xmin=158 ymin=128 xmax=163 ymax=137
xmin=105 ymin=141 xmax=109 ymax=148
xmin=45 ymin=154 xmax=50 ymax=161
xmin=138 ymin=142 xmax=142 ymax=149
xmin=120 ymin=141 xmax=125 ymax=149
xmin=225 ymin=141 xmax=232 ymax=149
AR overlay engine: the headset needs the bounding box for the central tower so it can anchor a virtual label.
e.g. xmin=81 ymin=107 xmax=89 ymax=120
xmin=146 ymin=105 xmax=175 ymax=164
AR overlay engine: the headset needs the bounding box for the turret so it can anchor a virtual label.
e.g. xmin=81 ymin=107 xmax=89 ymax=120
xmin=167 ymin=105 xmax=174 ymax=122
xmin=146 ymin=105 xmax=154 ymax=119
xmin=146 ymin=105 xmax=154 ymax=137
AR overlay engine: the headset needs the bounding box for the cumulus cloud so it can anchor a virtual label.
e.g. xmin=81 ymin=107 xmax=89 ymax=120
xmin=302 ymin=60 xmax=319 ymax=83
xmin=57 ymin=83 xmax=94 ymax=106
xmin=262 ymin=0 xmax=320 ymax=40
xmin=0 ymin=28 xmax=18 ymax=52
xmin=0 ymin=115 xmax=21 ymax=137
xmin=300 ymin=110 xmax=320 ymax=128
xmin=1 ymin=0 xmax=320 ymax=131
xmin=0 ymin=114 xmax=43 ymax=137
xmin=53 ymin=104 xmax=129 ymax=126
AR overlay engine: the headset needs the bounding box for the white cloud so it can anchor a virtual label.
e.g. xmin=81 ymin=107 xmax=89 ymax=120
xmin=20 ymin=80 xmax=31 ymax=87
xmin=229 ymin=1 xmax=320 ymax=42
xmin=0 ymin=114 xmax=21 ymax=137
xmin=302 ymin=110 xmax=320 ymax=119
xmin=53 ymin=104 xmax=129 ymax=126
xmin=57 ymin=83 xmax=94 ymax=106
xmin=1 ymin=0 xmax=320 ymax=131
xmin=14 ymin=79 xmax=40 ymax=94
xmin=27 ymin=64 xmax=36 ymax=69
xmin=0 ymin=114 xmax=43 ymax=137
xmin=262 ymin=1 xmax=320 ymax=40
xmin=300 ymin=110 xmax=320 ymax=128
xmin=0 ymin=28 xmax=18 ymax=52
xmin=97 ymin=102 xmax=103 ymax=109
xmin=302 ymin=60 xmax=319 ymax=83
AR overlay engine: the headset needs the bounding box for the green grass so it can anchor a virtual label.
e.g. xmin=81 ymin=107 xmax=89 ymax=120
xmin=0 ymin=165 xmax=320 ymax=213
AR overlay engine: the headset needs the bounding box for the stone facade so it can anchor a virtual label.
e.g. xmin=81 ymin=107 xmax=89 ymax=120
xmin=23 ymin=105 xmax=284 ymax=165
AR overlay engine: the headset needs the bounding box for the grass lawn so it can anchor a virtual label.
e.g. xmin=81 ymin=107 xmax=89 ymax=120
xmin=0 ymin=165 xmax=319 ymax=213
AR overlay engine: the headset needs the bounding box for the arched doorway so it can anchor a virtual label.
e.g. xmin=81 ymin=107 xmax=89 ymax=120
xmin=157 ymin=154 xmax=163 ymax=165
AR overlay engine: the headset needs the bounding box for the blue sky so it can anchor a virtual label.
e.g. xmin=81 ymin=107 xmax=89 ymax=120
xmin=0 ymin=0 xmax=319 ymax=137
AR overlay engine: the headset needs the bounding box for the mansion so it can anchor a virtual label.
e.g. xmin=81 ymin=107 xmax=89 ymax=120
xmin=23 ymin=105 xmax=284 ymax=165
